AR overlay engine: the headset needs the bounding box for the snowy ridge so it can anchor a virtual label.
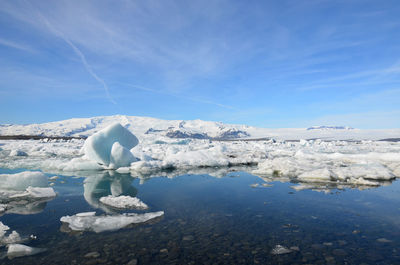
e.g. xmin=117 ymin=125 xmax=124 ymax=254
xmin=1 ymin=115 xmax=399 ymax=141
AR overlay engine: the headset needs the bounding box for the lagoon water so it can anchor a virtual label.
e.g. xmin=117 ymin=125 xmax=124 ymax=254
xmin=1 ymin=168 xmax=400 ymax=264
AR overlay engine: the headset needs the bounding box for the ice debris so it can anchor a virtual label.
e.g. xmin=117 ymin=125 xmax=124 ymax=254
xmin=99 ymin=195 xmax=148 ymax=210
xmin=83 ymin=123 xmax=139 ymax=168
xmin=60 ymin=211 xmax=164 ymax=233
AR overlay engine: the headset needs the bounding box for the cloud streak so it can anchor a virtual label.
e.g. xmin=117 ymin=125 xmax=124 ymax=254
xmin=30 ymin=2 xmax=117 ymax=105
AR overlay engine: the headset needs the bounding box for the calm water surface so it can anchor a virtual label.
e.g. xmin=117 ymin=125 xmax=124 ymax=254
xmin=1 ymin=168 xmax=400 ymax=264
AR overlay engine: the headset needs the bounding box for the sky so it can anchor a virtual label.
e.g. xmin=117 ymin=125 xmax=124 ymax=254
xmin=0 ymin=0 xmax=400 ymax=128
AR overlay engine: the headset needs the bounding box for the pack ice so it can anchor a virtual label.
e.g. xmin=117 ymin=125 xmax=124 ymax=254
xmin=0 ymin=115 xmax=399 ymax=190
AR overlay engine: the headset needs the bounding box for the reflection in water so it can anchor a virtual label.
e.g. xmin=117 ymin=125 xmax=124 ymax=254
xmin=1 ymin=200 xmax=50 ymax=216
xmin=83 ymin=171 xmax=137 ymax=213
xmin=1 ymin=168 xmax=399 ymax=264
xmin=254 ymin=173 xmax=396 ymax=193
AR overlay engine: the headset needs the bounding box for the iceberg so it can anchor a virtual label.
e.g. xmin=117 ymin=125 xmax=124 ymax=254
xmin=83 ymin=123 xmax=139 ymax=168
xmin=110 ymin=142 xmax=138 ymax=169
xmin=60 ymin=211 xmax=164 ymax=233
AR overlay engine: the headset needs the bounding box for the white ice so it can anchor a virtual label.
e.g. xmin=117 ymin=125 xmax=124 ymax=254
xmin=60 ymin=211 xmax=164 ymax=233
xmin=99 ymin=195 xmax=148 ymax=210
xmin=0 ymin=172 xmax=56 ymax=215
xmin=83 ymin=123 xmax=139 ymax=167
xmin=0 ymin=171 xmax=48 ymax=191
xmin=0 ymin=222 xmax=22 ymax=246
xmin=7 ymin=243 xmax=45 ymax=258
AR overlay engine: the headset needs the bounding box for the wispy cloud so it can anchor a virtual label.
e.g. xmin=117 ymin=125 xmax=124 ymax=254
xmin=27 ymin=3 xmax=117 ymax=105
xmin=0 ymin=38 xmax=35 ymax=53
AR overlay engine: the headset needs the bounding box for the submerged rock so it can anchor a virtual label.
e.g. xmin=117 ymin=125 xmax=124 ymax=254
xmin=270 ymin=245 xmax=292 ymax=255
xmin=7 ymin=243 xmax=46 ymax=258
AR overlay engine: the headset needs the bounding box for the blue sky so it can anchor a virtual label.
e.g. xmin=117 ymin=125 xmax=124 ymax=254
xmin=0 ymin=0 xmax=399 ymax=128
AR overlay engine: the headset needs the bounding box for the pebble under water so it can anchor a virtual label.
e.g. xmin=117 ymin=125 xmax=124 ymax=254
xmin=1 ymin=168 xmax=400 ymax=264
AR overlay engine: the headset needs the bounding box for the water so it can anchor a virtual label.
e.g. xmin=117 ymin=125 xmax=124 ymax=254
xmin=1 ymin=168 xmax=400 ymax=264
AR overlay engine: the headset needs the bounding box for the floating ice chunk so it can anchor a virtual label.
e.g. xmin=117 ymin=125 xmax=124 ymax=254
xmin=83 ymin=123 xmax=139 ymax=166
xmin=7 ymin=244 xmax=46 ymax=258
xmin=60 ymin=211 xmax=164 ymax=233
xmin=271 ymin=244 xmax=293 ymax=255
xmin=26 ymin=187 xmax=56 ymax=198
xmin=99 ymin=195 xmax=148 ymax=210
xmin=0 ymin=222 xmax=9 ymax=238
xmin=0 ymin=171 xmax=47 ymax=191
xmin=110 ymin=142 xmax=138 ymax=169
xmin=2 ymin=231 xmax=22 ymax=245
xmin=76 ymin=211 xmax=96 ymax=217
xmin=0 ymin=222 xmax=22 ymax=246
xmin=297 ymin=168 xmax=335 ymax=182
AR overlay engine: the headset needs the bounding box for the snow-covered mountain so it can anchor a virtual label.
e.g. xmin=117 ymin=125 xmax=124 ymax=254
xmin=0 ymin=115 xmax=399 ymax=141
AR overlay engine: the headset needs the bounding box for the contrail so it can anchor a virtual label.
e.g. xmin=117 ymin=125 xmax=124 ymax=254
xmin=31 ymin=5 xmax=116 ymax=105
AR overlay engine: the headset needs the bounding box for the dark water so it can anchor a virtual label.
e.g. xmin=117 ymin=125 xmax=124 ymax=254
xmin=1 ymin=168 xmax=400 ymax=264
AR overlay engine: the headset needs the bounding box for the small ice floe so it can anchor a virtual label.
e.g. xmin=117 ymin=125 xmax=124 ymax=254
xmin=7 ymin=244 xmax=46 ymax=258
xmin=270 ymin=245 xmax=293 ymax=255
xmin=376 ymin=238 xmax=392 ymax=243
xmin=60 ymin=211 xmax=164 ymax=233
xmin=0 ymin=222 xmax=22 ymax=246
xmin=99 ymin=195 xmax=148 ymax=210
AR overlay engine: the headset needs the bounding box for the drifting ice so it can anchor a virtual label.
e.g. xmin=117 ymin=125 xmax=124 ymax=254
xmin=99 ymin=195 xmax=148 ymax=210
xmin=60 ymin=211 xmax=164 ymax=233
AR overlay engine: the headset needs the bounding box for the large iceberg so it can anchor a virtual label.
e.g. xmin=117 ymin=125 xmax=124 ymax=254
xmin=83 ymin=123 xmax=139 ymax=168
